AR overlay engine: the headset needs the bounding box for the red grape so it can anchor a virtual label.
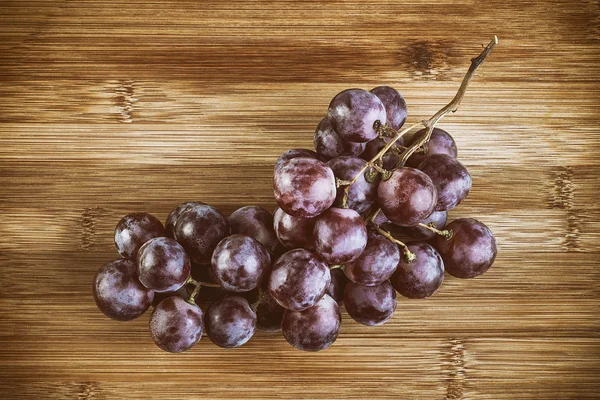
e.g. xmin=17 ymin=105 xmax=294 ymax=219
xmin=328 ymin=88 xmax=387 ymax=143
xmin=229 ymin=205 xmax=279 ymax=254
xmin=274 ymin=148 xmax=324 ymax=173
xmin=361 ymin=137 xmax=402 ymax=170
xmin=268 ymin=249 xmax=330 ymax=311
xmin=404 ymin=210 xmax=447 ymax=240
xmin=327 ymin=156 xmax=379 ymax=214
xmin=149 ymin=296 xmax=203 ymax=353
xmin=377 ymin=167 xmax=438 ymax=227
xmin=114 ymin=212 xmax=164 ymax=260
xmin=273 ymin=157 xmax=336 ymax=218
xmin=165 ymin=202 xmax=204 ymax=239
xmin=343 ymin=229 xmax=400 ymax=286
xmin=391 ymin=242 xmax=444 ymax=299
xmin=313 ymin=207 xmax=368 ymax=264
xmin=370 ymin=86 xmax=407 ymax=130
xmin=326 ymin=268 xmax=348 ymax=305
xmin=314 ymin=117 xmax=365 ymax=159
xmin=406 ymin=127 xmax=457 ymax=168
xmin=418 ymin=154 xmax=472 ymax=211
xmin=432 ymin=218 xmax=497 ymax=278
xmin=137 ymin=237 xmax=191 ymax=293
xmin=256 ymin=292 xmax=285 ymax=332
xmin=93 ymin=259 xmax=154 ymax=321
xmin=205 ymin=296 xmax=257 ymax=348
xmin=273 ymin=207 xmax=316 ymax=250
xmin=282 ymin=294 xmax=341 ymax=351
xmin=174 ymin=204 xmax=229 ymax=264
xmin=344 ymin=281 xmax=397 ymax=326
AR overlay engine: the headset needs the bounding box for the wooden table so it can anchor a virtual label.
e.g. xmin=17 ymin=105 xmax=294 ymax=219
xmin=1 ymin=1 xmax=599 ymax=398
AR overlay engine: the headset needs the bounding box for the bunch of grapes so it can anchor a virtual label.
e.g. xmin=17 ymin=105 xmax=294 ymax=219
xmin=93 ymin=37 xmax=499 ymax=353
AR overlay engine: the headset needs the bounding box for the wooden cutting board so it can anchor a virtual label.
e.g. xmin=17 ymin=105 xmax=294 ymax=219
xmin=1 ymin=1 xmax=599 ymax=398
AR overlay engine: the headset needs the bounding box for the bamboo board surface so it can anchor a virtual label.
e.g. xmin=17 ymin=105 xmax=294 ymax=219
xmin=1 ymin=1 xmax=599 ymax=399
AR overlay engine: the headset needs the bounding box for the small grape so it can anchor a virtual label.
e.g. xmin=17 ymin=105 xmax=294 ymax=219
xmin=282 ymin=294 xmax=341 ymax=352
xmin=328 ymin=88 xmax=387 ymax=143
xmin=205 ymin=296 xmax=257 ymax=348
xmin=344 ymin=229 xmax=400 ymax=286
xmin=327 ymin=156 xmax=379 ymax=214
xmin=326 ymin=268 xmax=348 ymax=305
xmin=268 ymin=249 xmax=330 ymax=311
xmin=361 ymin=137 xmax=402 ymax=170
xmin=274 ymin=148 xmax=325 ymax=173
xmin=173 ymin=204 xmax=229 ymax=264
xmin=137 ymin=237 xmax=191 ymax=292
xmin=404 ymin=210 xmax=447 ymax=240
xmin=406 ymin=127 xmax=457 ymax=168
xmin=114 ymin=212 xmax=165 ymax=260
xmin=165 ymin=202 xmax=204 ymax=238
xmin=229 ymin=205 xmax=279 ymax=253
xmin=314 ymin=117 xmax=365 ymax=159
xmin=273 ymin=157 xmax=336 ymax=218
xmin=344 ymin=281 xmax=397 ymax=326
xmin=418 ymin=154 xmax=472 ymax=211
xmin=391 ymin=242 xmax=444 ymax=299
xmin=377 ymin=167 xmax=438 ymax=227
xmin=313 ymin=207 xmax=368 ymax=264
xmin=370 ymin=86 xmax=407 ymax=130
xmin=93 ymin=259 xmax=154 ymax=321
xmin=211 ymin=234 xmax=271 ymax=292
xmin=149 ymin=296 xmax=203 ymax=353
xmin=432 ymin=218 xmax=497 ymax=279
xmin=273 ymin=207 xmax=316 ymax=250
xmin=256 ymin=292 xmax=285 ymax=332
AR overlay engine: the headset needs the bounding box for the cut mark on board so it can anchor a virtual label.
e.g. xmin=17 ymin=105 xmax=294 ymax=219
xmin=114 ymin=80 xmax=137 ymax=123
xmin=443 ymin=338 xmax=466 ymax=400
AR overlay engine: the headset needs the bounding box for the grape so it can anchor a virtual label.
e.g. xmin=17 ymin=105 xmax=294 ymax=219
xmin=282 ymin=294 xmax=341 ymax=351
xmin=372 ymin=209 xmax=392 ymax=227
xmin=406 ymin=127 xmax=457 ymax=168
xmin=326 ymin=268 xmax=348 ymax=305
xmin=360 ymin=137 xmax=402 ymax=170
xmin=377 ymin=167 xmax=438 ymax=227
xmin=418 ymin=154 xmax=472 ymax=211
xmin=137 ymin=237 xmax=191 ymax=292
xmin=327 ymin=156 xmax=379 ymax=214
xmin=114 ymin=212 xmax=165 ymax=260
xmin=229 ymin=205 xmax=279 ymax=253
xmin=314 ymin=117 xmax=365 ymax=159
xmin=205 ymin=296 xmax=257 ymax=348
xmin=273 ymin=207 xmax=316 ymax=250
xmin=370 ymin=86 xmax=407 ymax=130
xmin=344 ymin=281 xmax=397 ymax=326
xmin=152 ymin=283 xmax=192 ymax=308
xmin=404 ymin=210 xmax=447 ymax=240
xmin=93 ymin=259 xmax=154 ymax=321
xmin=343 ymin=229 xmax=400 ymax=286
xmin=328 ymin=88 xmax=387 ymax=143
xmin=173 ymin=204 xmax=229 ymax=264
xmin=256 ymin=292 xmax=285 ymax=332
xmin=273 ymin=157 xmax=336 ymax=218
xmin=268 ymin=249 xmax=331 ymax=311
xmin=149 ymin=296 xmax=203 ymax=353
xmin=314 ymin=207 xmax=368 ymax=264
xmin=432 ymin=218 xmax=497 ymax=278
xmin=274 ymin=148 xmax=324 ymax=173
xmin=165 ymin=202 xmax=204 ymax=238
xmin=211 ymin=234 xmax=271 ymax=292
xmin=390 ymin=242 xmax=444 ymax=299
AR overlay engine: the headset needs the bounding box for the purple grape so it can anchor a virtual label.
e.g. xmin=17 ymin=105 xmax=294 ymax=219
xmin=404 ymin=210 xmax=447 ymax=240
xmin=328 ymin=89 xmax=387 ymax=143
xmin=274 ymin=148 xmax=324 ymax=173
xmin=370 ymin=86 xmax=407 ymax=130
xmin=418 ymin=154 xmax=472 ymax=211
xmin=273 ymin=157 xmax=336 ymax=218
xmin=149 ymin=296 xmax=203 ymax=353
xmin=313 ymin=207 xmax=368 ymax=264
xmin=173 ymin=204 xmax=229 ymax=264
xmin=282 ymin=294 xmax=341 ymax=352
xmin=114 ymin=212 xmax=165 ymax=260
xmin=273 ymin=207 xmax=316 ymax=250
xmin=432 ymin=218 xmax=497 ymax=279
xmin=361 ymin=137 xmax=403 ymax=170
xmin=326 ymin=268 xmax=348 ymax=305
xmin=165 ymin=202 xmax=204 ymax=238
xmin=229 ymin=205 xmax=279 ymax=253
xmin=93 ymin=259 xmax=154 ymax=321
xmin=205 ymin=296 xmax=256 ymax=348
xmin=137 ymin=237 xmax=191 ymax=292
xmin=343 ymin=229 xmax=400 ymax=286
xmin=314 ymin=117 xmax=365 ymax=159
xmin=327 ymin=156 xmax=379 ymax=214
xmin=377 ymin=167 xmax=438 ymax=227
xmin=256 ymin=292 xmax=285 ymax=332
xmin=211 ymin=234 xmax=271 ymax=292
xmin=406 ymin=127 xmax=457 ymax=168
xmin=344 ymin=281 xmax=397 ymax=326
xmin=372 ymin=209 xmax=392 ymax=227
xmin=391 ymin=242 xmax=444 ymax=299
xmin=268 ymin=249 xmax=331 ymax=311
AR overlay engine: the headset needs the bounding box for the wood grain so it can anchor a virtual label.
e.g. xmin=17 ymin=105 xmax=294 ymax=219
xmin=1 ymin=0 xmax=599 ymax=399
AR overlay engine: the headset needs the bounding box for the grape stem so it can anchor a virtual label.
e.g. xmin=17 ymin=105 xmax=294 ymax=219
xmin=186 ymin=277 xmax=222 ymax=304
xmin=250 ymin=287 xmax=264 ymax=311
xmin=329 ymin=264 xmax=344 ymax=270
xmin=418 ymin=222 xmax=453 ymax=240
xmin=374 ymin=225 xmax=416 ymax=263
